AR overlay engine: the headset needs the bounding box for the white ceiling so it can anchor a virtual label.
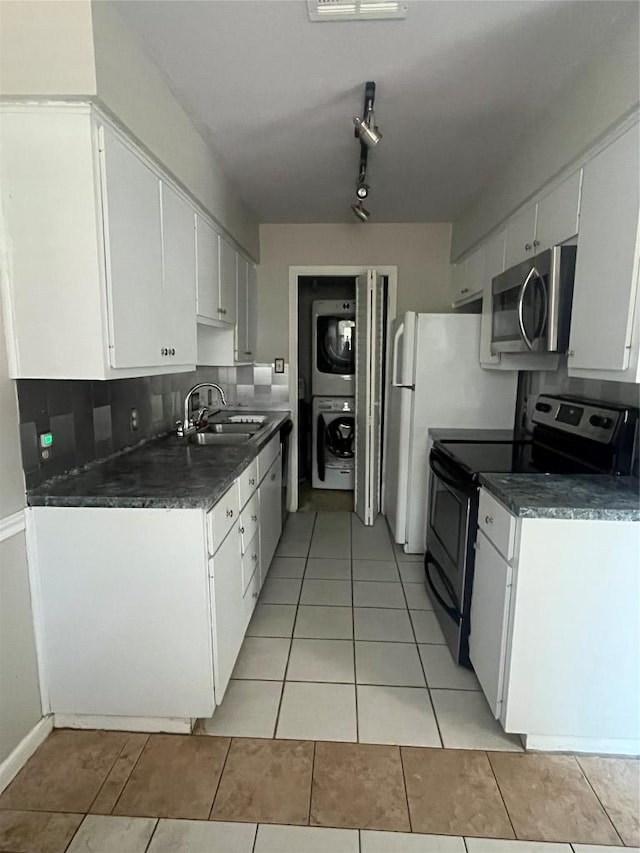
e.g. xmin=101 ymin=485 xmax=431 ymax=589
xmin=116 ymin=0 xmax=637 ymax=224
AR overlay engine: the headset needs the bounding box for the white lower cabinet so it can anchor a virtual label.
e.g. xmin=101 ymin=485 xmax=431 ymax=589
xmin=30 ymin=436 xmax=286 ymax=725
xmin=209 ymin=519 xmax=244 ymax=703
xmin=259 ymin=453 xmax=282 ymax=588
xmin=469 ymin=487 xmax=640 ymax=754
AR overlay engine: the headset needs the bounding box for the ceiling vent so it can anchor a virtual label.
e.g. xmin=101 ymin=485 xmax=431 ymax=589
xmin=307 ymin=0 xmax=407 ymax=22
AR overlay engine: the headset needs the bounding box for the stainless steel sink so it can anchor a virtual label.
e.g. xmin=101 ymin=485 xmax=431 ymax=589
xmin=208 ymin=422 xmax=263 ymax=434
xmin=188 ymin=431 xmax=253 ymax=446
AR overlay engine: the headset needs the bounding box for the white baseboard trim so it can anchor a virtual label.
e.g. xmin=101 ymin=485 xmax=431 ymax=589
xmin=0 ymin=715 xmax=53 ymax=794
xmin=54 ymin=714 xmax=193 ymax=734
xmin=0 ymin=509 xmax=26 ymax=543
xmin=523 ymin=732 xmax=640 ymax=756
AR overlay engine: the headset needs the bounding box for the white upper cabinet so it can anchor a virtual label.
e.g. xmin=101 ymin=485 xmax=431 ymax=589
xmin=247 ymin=263 xmax=258 ymax=360
xmin=568 ymin=123 xmax=640 ymax=382
xmin=503 ymin=171 xmax=581 ymax=270
xmin=0 ymin=104 xmax=199 ymax=379
xmin=219 ymin=238 xmax=238 ymax=326
xmin=479 ymin=230 xmax=506 ymax=366
xmin=196 ymin=214 xmax=220 ymax=323
xmin=451 ymin=247 xmax=484 ymax=307
xmin=235 ymin=256 xmax=249 ymax=361
xmin=100 ymin=126 xmax=165 ymax=369
xmin=504 ymin=204 xmax=537 ymax=268
xmin=535 ymin=170 xmax=581 ymax=253
xmin=160 ymin=183 xmax=197 ymax=367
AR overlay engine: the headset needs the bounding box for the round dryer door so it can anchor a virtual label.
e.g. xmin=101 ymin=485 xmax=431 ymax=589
xmin=316 ymin=317 xmax=356 ymax=375
xmin=326 ymin=415 xmax=355 ymax=459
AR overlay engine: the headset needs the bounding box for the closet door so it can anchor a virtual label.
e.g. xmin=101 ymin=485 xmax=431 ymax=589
xmin=354 ymin=270 xmax=384 ymax=526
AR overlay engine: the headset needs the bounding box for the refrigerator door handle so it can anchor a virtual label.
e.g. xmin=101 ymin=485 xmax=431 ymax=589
xmin=391 ymin=323 xmax=404 ymax=387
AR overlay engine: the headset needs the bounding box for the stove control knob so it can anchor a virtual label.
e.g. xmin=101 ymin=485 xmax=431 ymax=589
xmin=589 ymin=415 xmax=613 ymax=429
xmin=535 ymin=402 xmax=552 ymax=413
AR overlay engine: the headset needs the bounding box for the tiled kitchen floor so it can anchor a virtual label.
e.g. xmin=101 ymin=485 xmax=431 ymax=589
xmin=1 ymin=513 xmax=639 ymax=852
xmin=198 ymin=511 xmax=520 ymax=750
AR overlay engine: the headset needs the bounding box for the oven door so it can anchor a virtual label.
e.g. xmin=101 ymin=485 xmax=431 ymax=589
xmin=426 ymin=450 xmax=473 ymax=617
xmin=491 ymin=257 xmax=549 ymax=354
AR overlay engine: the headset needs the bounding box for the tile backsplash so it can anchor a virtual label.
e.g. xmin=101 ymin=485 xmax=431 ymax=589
xmin=17 ymin=364 xmax=290 ymax=489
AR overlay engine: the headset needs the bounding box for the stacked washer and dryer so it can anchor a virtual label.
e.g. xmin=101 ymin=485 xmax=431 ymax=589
xmin=311 ymin=300 xmax=356 ymax=490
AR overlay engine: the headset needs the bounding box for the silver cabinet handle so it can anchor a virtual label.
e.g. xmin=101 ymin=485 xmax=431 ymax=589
xmin=533 ymin=239 xmax=540 ymax=248
xmin=525 ymin=242 xmax=532 ymax=251
xmin=270 ymin=473 xmax=277 ymax=481
xmin=252 ymin=553 xmax=258 ymax=562
xmin=461 ymin=287 xmax=469 ymax=293
xmin=240 ymin=526 xmax=245 ymax=534
xmin=251 ymin=514 xmax=258 ymax=522
xmin=485 ymin=515 xmax=494 ymax=525
xmin=226 ymin=508 xmax=234 ymax=518
xmin=252 ymin=591 xmax=258 ymax=599
xmin=249 ymin=478 xmax=256 ymax=486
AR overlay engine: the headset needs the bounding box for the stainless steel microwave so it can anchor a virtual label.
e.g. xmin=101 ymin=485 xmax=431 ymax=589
xmin=491 ymin=245 xmax=576 ymax=354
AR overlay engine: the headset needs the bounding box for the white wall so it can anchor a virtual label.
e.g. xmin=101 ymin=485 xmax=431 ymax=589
xmin=0 ymin=0 xmax=97 ymax=97
xmin=257 ymin=223 xmax=453 ymax=361
xmin=452 ymin=20 xmax=640 ymax=259
xmin=90 ymin=1 xmax=259 ymax=260
xmin=0 ymin=289 xmax=42 ymax=764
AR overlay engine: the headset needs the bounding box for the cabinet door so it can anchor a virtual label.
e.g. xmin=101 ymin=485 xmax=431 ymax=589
xmin=504 ymin=204 xmax=536 ymax=269
xmin=235 ymin=256 xmax=249 ymax=360
xmin=247 ymin=263 xmax=258 ymax=359
xmin=479 ymin=231 xmax=506 ymax=367
xmin=210 ymin=520 xmax=244 ymax=703
xmin=219 ymin=238 xmax=237 ymax=325
xmin=100 ymin=127 xmax=164 ymax=368
xmin=259 ymin=454 xmax=282 ymax=587
xmin=451 ymin=259 xmax=467 ymax=304
xmin=161 ymin=183 xmax=197 ymax=366
xmin=196 ymin=215 xmax=219 ymax=322
xmin=568 ymin=124 xmax=640 ymax=373
xmin=469 ymin=530 xmax=513 ymax=718
xmin=535 ymin=170 xmax=581 ymax=253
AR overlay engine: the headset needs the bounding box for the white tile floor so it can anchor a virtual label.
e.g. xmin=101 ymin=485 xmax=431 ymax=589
xmin=199 ymin=511 xmax=522 ymax=750
xmin=62 ymin=814 xmax=636 ymax=853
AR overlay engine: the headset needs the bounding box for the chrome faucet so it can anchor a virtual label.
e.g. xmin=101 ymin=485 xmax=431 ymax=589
xmin=177 ymin=383 xmax=227 ymax=436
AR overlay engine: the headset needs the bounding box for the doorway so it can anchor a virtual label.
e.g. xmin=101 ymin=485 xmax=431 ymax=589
xmin=287 ymin=266 xmax=398 ymax=522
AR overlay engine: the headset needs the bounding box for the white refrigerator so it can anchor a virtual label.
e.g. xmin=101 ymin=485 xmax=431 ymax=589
xmin=384 ymin=313 xmax=518 ymax=553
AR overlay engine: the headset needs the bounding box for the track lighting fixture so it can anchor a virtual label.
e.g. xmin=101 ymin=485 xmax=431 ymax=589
xmin=350 ymin=81 xmax=380 ymax=221
xmin=351 ymin=201 xmax=370 ymax=222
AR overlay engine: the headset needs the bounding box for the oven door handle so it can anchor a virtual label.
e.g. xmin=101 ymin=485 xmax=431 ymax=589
xmin=425 ymin=552 xmax=461 ymax=624
xmin=429 ymin=454 xmax=467 ymax=493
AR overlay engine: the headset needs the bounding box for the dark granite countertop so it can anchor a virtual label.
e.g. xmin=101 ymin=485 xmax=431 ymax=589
xmin=27 ymin=411 xmax=291 ymax=511
xmin=480 ymin=473 xmax=640 ymax=521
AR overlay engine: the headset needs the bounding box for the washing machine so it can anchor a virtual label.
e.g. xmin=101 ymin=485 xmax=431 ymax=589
xmin=311 ymin=300 xmax=356 ymax=397
xmin=312 ymin=397 xmax=355 ymax=490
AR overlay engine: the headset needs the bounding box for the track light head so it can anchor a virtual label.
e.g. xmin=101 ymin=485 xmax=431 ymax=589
xmin=351 ymin=202 xmax=370 ymax=222
xmin=356 ymin=182 xmax=370 ymax=200
xmin=353 ymin=116 xmax=382 ymax=147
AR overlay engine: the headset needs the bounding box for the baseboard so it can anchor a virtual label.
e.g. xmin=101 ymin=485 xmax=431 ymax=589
xmin=0 ymin=715 xmax=53 ymax=794
xmin=523 ymin=732 xmax=640 ymax=757
xmin=53 ymin=714 xmax=193 ymax=734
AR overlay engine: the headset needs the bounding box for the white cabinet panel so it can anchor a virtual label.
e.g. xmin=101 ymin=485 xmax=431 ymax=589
xmin=160 ymin=183 xmax=197 ymax=366
xmin=259 ymin=455 xmax=282 ymax=586
xmin=207 ymin=481 xmax=240 ymax=556
xmin=257 ymin=435 xmax=281 ymax=482
xmin=535 ymin=170 xmax=581 ymax=252
xmin=568 ymin=124 xmax=640 ymax=375
xmin=219 ymin=238 xmax=237 ymax=326
xmin=478 ymin=489 xmax=515 ymax=561
xmin=451 ymin=259 xmax=467 ymax=304
xmin=504 ymin=204 xmax=536 ymax=268
xmin=235 ymin=256 xmax=249 ymax=361
xmin=479 ymin=231 xmax=506 ymax=367
xmin=469 ymin=530 xmax=513 ymax=718
xmin=196 ymin=215 xmax=220 ymax=322
xmin=247 ymin=263 xmax=258 ymax=359
xmin=210 ymin=520 xmax=244 ymax=704
xmin=101 ymin=127 xmax=164 ymax=369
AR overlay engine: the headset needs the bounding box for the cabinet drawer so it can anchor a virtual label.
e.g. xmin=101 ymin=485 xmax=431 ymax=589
xmin=241 ymin=529 xmax=260 ymax=595
xmin=257 ymin=435 xmax=280 ymax=482
xmin=207 ymin=480 xmax=240 ymax=556
xmin=239 ymin=491 xmax=260 ymax=554
xmin=238 ymin=458 xmax=259 ymax=508
xmin=478 ymin=489 xmax=515 ymax=561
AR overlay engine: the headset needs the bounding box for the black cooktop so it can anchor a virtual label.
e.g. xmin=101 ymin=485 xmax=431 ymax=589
xmin=436 ymin=439 xmax=597 ymax=478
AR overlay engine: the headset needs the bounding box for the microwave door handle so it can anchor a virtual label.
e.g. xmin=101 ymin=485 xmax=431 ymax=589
xmin=532 ymin=269 xmax=548 ymax=342
xmin=517 ymin=267 xmax=537 ymax=351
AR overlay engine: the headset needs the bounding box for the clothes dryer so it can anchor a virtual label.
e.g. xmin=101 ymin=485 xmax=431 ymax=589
xmin=312 ymin=300 xmax=355 ymax=396
xmin=312 ymin=397 xmax=355 ymax=490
